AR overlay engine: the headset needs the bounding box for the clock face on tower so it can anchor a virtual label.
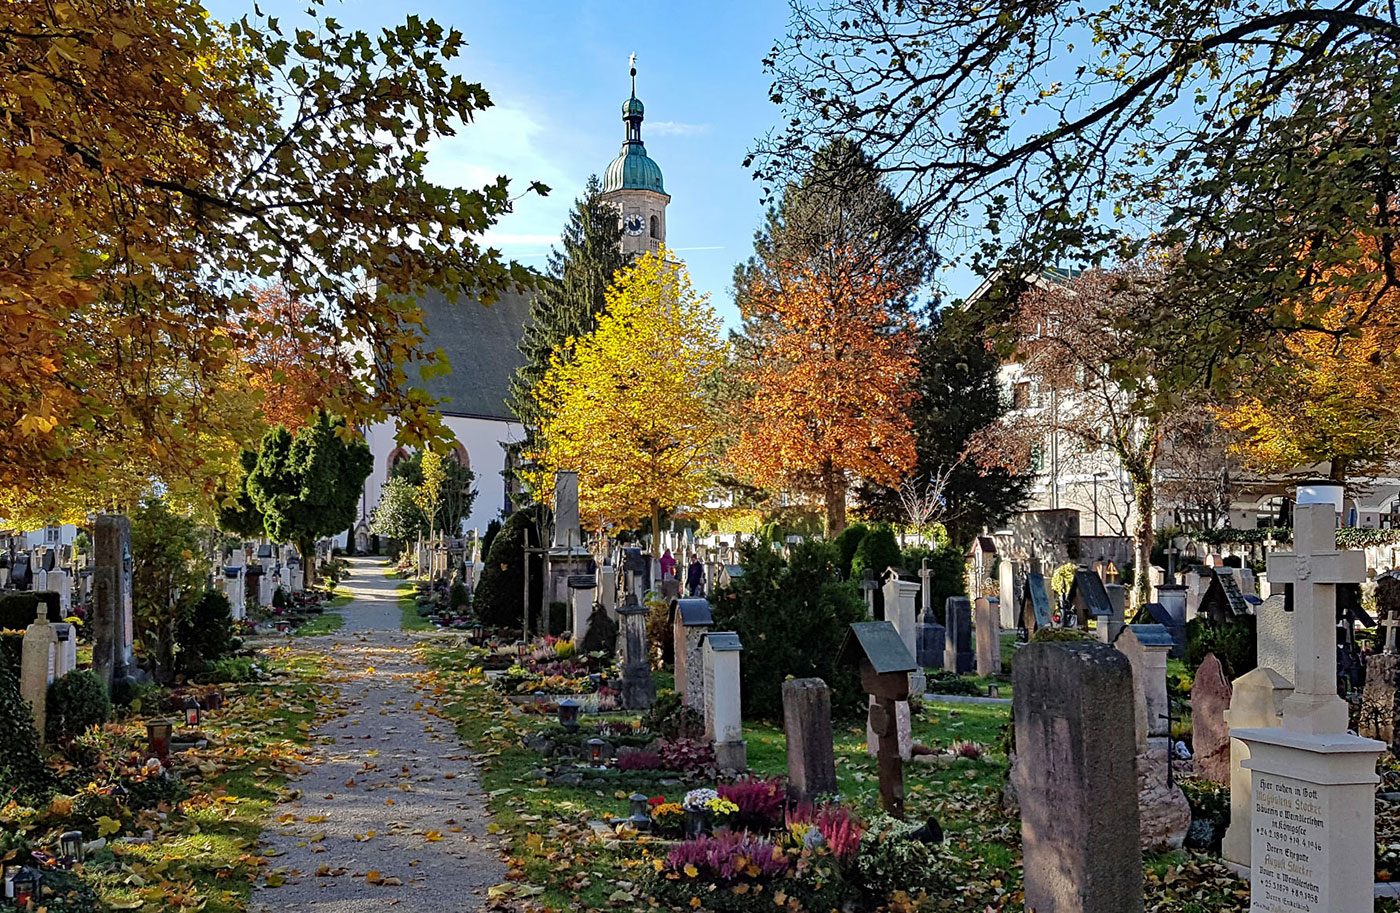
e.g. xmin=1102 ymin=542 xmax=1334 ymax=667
xmin=624 ymin=214 xmax=645 ymax=236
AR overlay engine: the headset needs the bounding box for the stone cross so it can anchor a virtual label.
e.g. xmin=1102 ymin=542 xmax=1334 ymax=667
xmin=1264 ymin=503 xmax=1365 ymax=735
xmin=918 ymin=558 xmax=933 ymax=621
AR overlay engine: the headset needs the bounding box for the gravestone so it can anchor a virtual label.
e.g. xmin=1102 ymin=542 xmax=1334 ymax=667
xmin=1012 ymin=641 xmax=1143 ymax=913
xmin=20 ymin=605 xmax=59 ymax=739
xmin=915 ymin=601 xmax=945 ymax=670
xmin=670 ymin=598 xmax=713 ymax=712
xmin=782 ymin=678 xmax=837 ymax=803
xmin=568 ymin=574 xmax=597 ymax=645
xmin=943 ymin=597 xmax=974 ymax=674
xmin=859 ymin=568 xmax=879 ymax=619
xmin=225 ymin=549 xmax=247 ymax=622
xmin=1190 ymin=653 xmax=1233 ymax=784
xmin=258 ymin=570 xmax=274 ymax=607
xmin=1148 ymin=581 xmax=1188 ymax=657
xmin=598 ymin=564 xmax=618 ymax=618
xmin=882 ymin=571 xmax=922 ymax=692
xmin=1221 ymin=666 xmax=1293 ymax=868
xmin=1019 ymin=572 xmax=1053 ymax=637
xmin=974 ymin=596 xmax=1001 ymax=676
xmin=1254 ymin=593 xmax=1293 ymax=680
xmin=1100 ymin=582 xmax=1127 ymax=645
xmin=50 ymin=569 xmax=71 ymax=614
xmin=702 ymin=631 xmax=746 ymax=772
xmin=1359 ymin=571 xmax=1400 ymax=751
xmin=1231 ymin=502 xmax=1384 ymax=912
xmin=1114 ymin=624 xmax=1191 ymax=850
xmin=840 ymin=622 xmax=915 ymax=817
xmin=92 ymin=515 xmax=136 ymax=695
xmin=617 ymin=599 xmax=656 ymax=710
xmin=1066 ymin=567 xmax=1112 ymax=630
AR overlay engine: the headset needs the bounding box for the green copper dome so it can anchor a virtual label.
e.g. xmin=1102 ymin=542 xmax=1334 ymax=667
xmin=604 ymin=143 xmax=665 ymax=194
xmin=603 ymin=69 xmax=665 ymax=195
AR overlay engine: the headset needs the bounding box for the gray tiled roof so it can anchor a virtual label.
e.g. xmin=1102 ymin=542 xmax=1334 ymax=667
xmin=409 ymin=286 xmax=537 ymax=421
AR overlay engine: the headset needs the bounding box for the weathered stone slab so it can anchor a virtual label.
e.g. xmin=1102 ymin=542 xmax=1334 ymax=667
xmin=782 ymin=678 xmax=836 ymax=803
xmin=943 ymin=597 xmax=974 ymax=674
xmin=1190 ymin=653 xmax=1232 ymax=784
xmin=1013 ymin=641 xmax=1142 ymax=913
xmin=974 ymin=596 xmax=1000 ymax=676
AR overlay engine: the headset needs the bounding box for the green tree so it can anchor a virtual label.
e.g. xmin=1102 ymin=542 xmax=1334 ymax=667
xmin=832 ymin=522 xmax=869 ymax=580
xmin=216 ymin=449 xmax=265 ymax=541
xmin=474 ymin=505 xmax=547 ymax=631
xmin=858 ymin=307 xmax=1031 ymax=545
xmin=712 ymin=540 xmax=867 ymax=717
xmin=509 ymin=176 xmax=630 ymax=449
xmin=131 ymin=498 xmax=205 ymax=682
xmin=388 ymin=450 xmax=478 ymax=537
xmin=246 ymin=411 xmax=373 ymax=589
xmin=369 ymin=477 xmax=428 ymax=547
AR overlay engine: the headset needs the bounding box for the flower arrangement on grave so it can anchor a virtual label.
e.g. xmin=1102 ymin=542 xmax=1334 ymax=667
xmin=650 ymin=800 xmax=685 ymax=838
xmin=704 ymin=796 xmax=740 ymax=830
xmin=718 ymin=777 xmax=786 ymax=831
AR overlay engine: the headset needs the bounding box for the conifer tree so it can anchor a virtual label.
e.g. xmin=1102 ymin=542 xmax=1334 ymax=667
xmin=509 ymin=176 xmax=630 ymax=441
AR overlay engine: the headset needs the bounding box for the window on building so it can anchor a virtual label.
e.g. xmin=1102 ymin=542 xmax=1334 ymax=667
xmin=650 ymin=214 xmax=660 ymax=239
xmin=1012 ymin=381 xmax=1031 ymax=410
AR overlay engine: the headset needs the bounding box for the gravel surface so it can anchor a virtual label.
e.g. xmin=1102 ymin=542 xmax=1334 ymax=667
xmin=250 ymin=559 xmax=505 ymax=912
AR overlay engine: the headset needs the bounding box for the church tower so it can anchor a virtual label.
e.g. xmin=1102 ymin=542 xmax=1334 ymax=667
xmin=600 ymin=57 xmax=669 ymax=256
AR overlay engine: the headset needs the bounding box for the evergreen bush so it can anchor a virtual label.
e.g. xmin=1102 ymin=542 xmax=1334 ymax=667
xmin=45 ymin=670 xmax=110 ymax=743
xmin=832 ymin=523 xmax=869 ymax=579
xmin=176 ymin=589 xmax=237 ymax=674
xmin=474 ymin=505 xmax=546 ymax=629
xmin=712 ymin=540 xmax=867 ymax=717
xmin=1186 ymin=616 xmax=1257 ymax=678
xmin=0 ymin=592 xmax=62 ymax=630
xmin=0 ymin=664 xmax=51 ymax=804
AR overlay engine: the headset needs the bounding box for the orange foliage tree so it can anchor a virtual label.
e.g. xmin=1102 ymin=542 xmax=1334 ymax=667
xmin=727 ymin=247 xmax=917 ymax=535
xmin=242 ymin=282 xmax=351 ymax=432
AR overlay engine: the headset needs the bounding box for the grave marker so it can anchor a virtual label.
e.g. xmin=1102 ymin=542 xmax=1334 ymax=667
xmin=20 ymin=605 xmax=58 ymax=739
xmin=1013 ymin=641 xmax=1143 ymax=913
xmin=702 ymin=631 xmax=746 ymax=772
xmin=92 ymin=515 xmax=136 ymax=694
xmin=782 ymin=678 xmax=836 ymax=803
xmin=1190 ymin=653 xmax=1232 ymax=784
xmin=670 ymin=598 xmax=713 ymax=712
xmin=839 ymin=622 xmax=915 ymax=817
xmin=617 ymin=598 xmax=656 ymax=710
xmin=943 ymin=596 xmax=974 ymax=674
xmin=974 ymin=596 xmax=1001 ymax=676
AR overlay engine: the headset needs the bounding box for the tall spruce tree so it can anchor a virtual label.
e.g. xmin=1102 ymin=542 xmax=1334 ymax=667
xmin=508 ymin=176 xmax=629 ymax=441
xmin=733 ymin=138 xmax=934 ymax=316
xmin=857 ymin=307 xmax=1030 ymax=547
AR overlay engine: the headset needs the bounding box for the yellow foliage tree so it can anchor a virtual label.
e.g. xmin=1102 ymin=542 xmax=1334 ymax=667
xmin=531 ymin=248 xmax=726 ymax=535
xmin=1219 ymin=251 xmax=1400 ymax=480
xmin=413 ymin=450 xmax=447 ymax=541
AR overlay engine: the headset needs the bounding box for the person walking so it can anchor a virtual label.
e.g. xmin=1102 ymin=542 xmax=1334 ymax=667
xmin=686 ymin=554 xmax=704 ymax=597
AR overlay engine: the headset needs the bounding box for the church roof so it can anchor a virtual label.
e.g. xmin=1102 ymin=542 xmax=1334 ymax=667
xmin=408 ymin=286 xmax=535 ymax=422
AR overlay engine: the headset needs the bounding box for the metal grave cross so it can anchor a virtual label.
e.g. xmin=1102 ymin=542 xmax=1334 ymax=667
xmin=1265 ymin=503 xmax=1366 ymax=735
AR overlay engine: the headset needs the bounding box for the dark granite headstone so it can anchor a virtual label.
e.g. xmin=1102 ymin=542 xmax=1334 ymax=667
xmin=782 ymin=677 xmax=837 ymax=803
xmin=916 ymin=621 xmax=945 ymax=669
xmin=1190 ymin=653 xmax=1232 ymax=784
xmin=943 ymin=597 xmax=974 ymax=674
xmin=1013 ymin=641 xmax=1143 ymax=913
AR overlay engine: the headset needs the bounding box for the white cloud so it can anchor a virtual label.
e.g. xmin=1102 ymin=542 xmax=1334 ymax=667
xmin=647 ymin=120 xmax=710 ymax=137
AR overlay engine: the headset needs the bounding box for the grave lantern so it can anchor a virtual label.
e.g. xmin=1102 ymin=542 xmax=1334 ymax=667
xmin=471 ymin=622 xmax=484 ymax=642
xmin=59 ymin=830 xmax=83 ymax=861
xmin=987 ymin=684 xmax=1000 ymax=699
xmin=557 ymin=699 xmax=581 ymax=731
xmin=184 ymin=697 xmax=200 ymax=727
xmin=514 ymin=640 xmax=527 ymax=663
xmin=628 ymin=793 xmax=651 ymax=832
xmin=586 ymin=738 xmax=607 ymax=766
xmin=145 ymin=719 xmax=173 ymax=758
xmin=2 ymin=866 xmax=14 ymax=901
xmin=11 ymin=868 xmax=38 ymax=909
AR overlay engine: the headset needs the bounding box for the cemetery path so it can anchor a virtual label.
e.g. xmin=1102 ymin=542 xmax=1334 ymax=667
xmin=249 ymin=559 xmax=506 ymax=913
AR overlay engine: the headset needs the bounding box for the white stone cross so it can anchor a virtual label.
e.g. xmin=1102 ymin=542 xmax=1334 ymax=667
xmin=918 ymin=558 xmax=933 ymax=620
xmin=1265 ymin=503 xmax=1366 ymax=735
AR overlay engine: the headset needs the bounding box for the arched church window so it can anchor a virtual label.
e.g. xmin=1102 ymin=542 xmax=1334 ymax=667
xmin=448 ymin=443 xmax=470 ymax=471
xmin=386 ymin=446 xmax=410 ymax=478
xmin=650 ymin=214 xmax=660 ymax=239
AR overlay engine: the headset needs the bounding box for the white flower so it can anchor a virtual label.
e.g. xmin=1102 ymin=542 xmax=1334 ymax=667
xmin=682 ymin=788 xmax=718 ymax=810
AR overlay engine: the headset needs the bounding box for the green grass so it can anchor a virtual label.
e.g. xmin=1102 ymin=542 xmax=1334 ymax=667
xmin=393 ymin=575 xmax=434 ymax=631
xmin=292 ymin=586 xmax=351 ymax=636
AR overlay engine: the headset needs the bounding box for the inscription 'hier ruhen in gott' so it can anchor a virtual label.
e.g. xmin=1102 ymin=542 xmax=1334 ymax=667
xmin=1253 ymin=776 xmax=1325 ymax=913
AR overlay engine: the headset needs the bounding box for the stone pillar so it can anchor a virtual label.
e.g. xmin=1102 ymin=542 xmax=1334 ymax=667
xmin=93 ymin=514 xmax=135 ymax=695
xmin=569 ymin=580 xmax=596 ymax=645
xmin=1103 ymin=583 xmax=1127 ymax=645
xmin=20 ymin=607 xmax=59 ymax=740
xmin=702 ymin=632 xmax=746 ymax=772
xmin=1153 ymin=583 xmax=1188 ymax=656
xmin=997 ymin=556 xmax=1020 ymax=629
xmin=1190 ymin=653 xmax=1233 ymax=784
xmin=782 ymin=678 xmax=836 ymax=803
xmin=943 ymin=597 xmax=974 ymax=674
xmin=1013 ymin=641 xmax=1143 ymax=913
xmin=974 ymin=596 xmax=1001 ymax=676
xmin=617 ymin=602 xmax=656 ymax=710
xmin=51 ymin=570 xmax=71 ymax=614
xmin=883 ymin=575 xmax=922 ymax=691
xmin=1221 ymin=666 xmax=1293 ymax=868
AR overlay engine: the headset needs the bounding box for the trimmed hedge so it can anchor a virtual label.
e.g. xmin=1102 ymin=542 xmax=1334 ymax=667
xmin=0 ymin=591 xmax=62 ymax=630
xmin=46 ymin=670 xmax=110 ymax=743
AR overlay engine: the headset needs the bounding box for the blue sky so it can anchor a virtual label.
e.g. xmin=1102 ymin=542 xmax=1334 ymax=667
xmin=203 ymin=0 xmax=799 ymax=328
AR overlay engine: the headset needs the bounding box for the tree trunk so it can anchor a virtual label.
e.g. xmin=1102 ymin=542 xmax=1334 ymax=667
xmin=651 ymin=501 xmax=661 ymax=554
xmin=300 ymin=538 xmax=316 ymax=591
xmin=824 ymin=471 xmax=848 ymax=537
xmin=1330 ymin=456 xmax=1350 ymax=482
xmin=1130 ymin=475 xmax=1155 ymax=609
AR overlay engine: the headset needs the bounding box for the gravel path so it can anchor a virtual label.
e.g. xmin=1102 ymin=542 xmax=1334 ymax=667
xmin=250 ymin=559 xmax=505 ymax=913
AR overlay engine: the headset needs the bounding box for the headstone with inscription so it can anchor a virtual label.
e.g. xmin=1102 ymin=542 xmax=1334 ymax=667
xmin=617 ymin=598 xmax=656 ymax=711
xmin=1019 ymin=572 xmax=1053 ymax=637
xmin=1360 ymin=571 xmax=1400 ymax=751
xmin=1231 ymin=500 xmax=1384 ymax=913
xmin=1114 ymin=623 xmax=1191 ymax=850
xmin=568 ymin=574 xmax=597 ymax=645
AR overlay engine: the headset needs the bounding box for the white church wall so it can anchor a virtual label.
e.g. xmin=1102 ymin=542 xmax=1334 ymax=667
xmin=361 ymin=414 xmax=523 ymax=539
